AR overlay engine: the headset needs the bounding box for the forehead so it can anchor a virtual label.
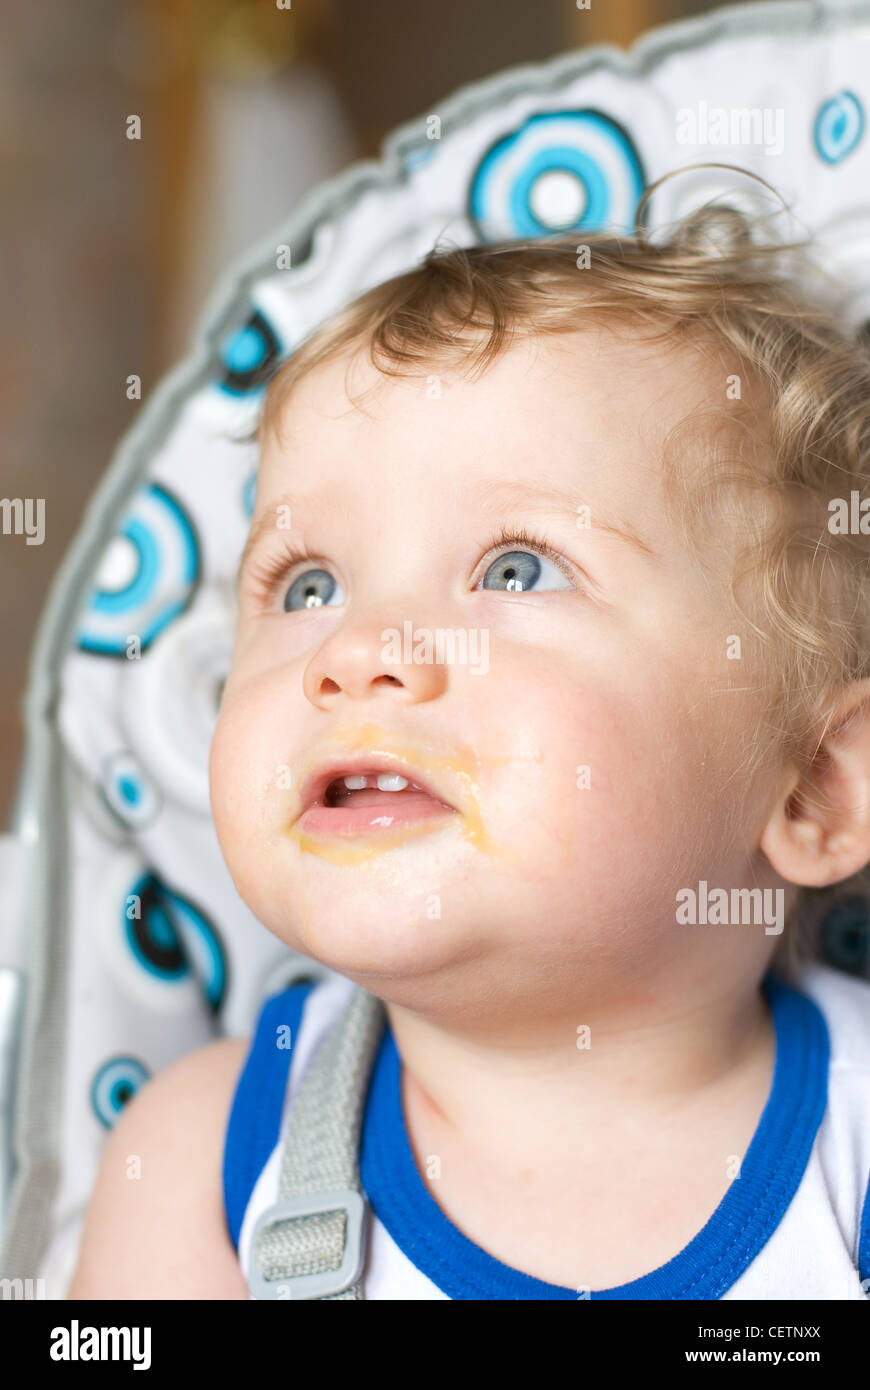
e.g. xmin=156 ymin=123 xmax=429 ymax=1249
xmin=256 ymin=326 xmax=746 ymax=520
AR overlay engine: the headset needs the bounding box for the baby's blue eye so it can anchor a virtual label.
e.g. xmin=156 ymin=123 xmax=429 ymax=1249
xmin=283 ymin=568 xmax=346 ymax=611
xmin=480 ymin=549 xmax=573 ymax=592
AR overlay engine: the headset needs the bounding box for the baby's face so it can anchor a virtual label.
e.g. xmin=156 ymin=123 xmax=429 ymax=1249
xmin=210 ymin=328 xmax=784 ymax=1015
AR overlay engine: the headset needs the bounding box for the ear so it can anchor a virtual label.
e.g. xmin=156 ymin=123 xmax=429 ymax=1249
xmin=760 ymin=677 xmax=870 ymax=889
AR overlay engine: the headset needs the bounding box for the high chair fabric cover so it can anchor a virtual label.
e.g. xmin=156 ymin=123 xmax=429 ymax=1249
xmin=2 ymin=0 xmax=870 ymax=1298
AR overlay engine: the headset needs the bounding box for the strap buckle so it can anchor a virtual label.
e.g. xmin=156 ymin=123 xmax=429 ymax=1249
xmin=248 ymin=1188 xmax=367 ymax=1300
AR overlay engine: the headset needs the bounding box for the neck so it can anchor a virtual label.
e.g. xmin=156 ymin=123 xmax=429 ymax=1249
xmin=382 ymin=968 xmax=776 ymax=1172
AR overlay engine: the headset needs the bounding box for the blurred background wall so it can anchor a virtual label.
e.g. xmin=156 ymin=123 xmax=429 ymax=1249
xmin=1 ymin=0 xmax=752 ymax=826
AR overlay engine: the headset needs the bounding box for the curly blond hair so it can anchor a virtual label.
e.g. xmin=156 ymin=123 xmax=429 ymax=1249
xmin=255 ymin=179 xmax=870 ymax=983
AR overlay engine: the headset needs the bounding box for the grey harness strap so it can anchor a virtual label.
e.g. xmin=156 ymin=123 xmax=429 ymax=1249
xmin=247 ymin=984 xmax=386 ymax=1301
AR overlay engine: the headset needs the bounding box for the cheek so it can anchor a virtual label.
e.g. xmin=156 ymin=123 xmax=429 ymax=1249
xmin=208 ymin=683 xmax=289 ymax=855
xmin=474 ymin=653 xmax=709 ymax=885
xmin=467 ymin=666 xmax=616 ymax=877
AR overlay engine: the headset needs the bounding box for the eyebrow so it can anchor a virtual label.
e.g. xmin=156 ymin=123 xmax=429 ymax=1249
xmin=469 ymin=478 xmax=661 ymax=562
xmin=236 ymin=477 xmax=660 ymax=591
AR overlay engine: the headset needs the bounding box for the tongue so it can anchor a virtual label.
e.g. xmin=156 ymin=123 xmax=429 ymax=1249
xmin=335 ymin=787 xmax=438 ymax=809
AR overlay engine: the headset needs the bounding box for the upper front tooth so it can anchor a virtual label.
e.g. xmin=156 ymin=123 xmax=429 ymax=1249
xmin=376 ymin=773 xmax=409 ymax=791
xmin=343 ymin=775 xmax=369 ymax=790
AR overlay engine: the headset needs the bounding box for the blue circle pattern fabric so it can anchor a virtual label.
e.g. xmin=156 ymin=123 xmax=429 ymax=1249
xmin=16 ymin=0 xmax=870 ymax=1295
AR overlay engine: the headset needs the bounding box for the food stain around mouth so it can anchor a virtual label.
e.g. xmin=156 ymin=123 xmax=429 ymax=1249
xmin=280 ymin=721 xmax=560 ymax=872
xmin=282 ymin=722 xmax=496 ymax=866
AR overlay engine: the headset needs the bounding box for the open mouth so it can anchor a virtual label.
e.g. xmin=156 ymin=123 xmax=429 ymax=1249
xmin=297 ymin=767 xmax=458 ymax=838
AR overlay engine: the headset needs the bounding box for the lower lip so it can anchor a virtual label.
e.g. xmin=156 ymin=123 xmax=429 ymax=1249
xmin=297 ymin=790 xmax=457 ymax=837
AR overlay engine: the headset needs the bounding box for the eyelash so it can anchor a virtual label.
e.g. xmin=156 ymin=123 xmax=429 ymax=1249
xmin=245 ymin=538 xmax=325 ymax=600
xmin=244 ymin=525 xmax=582 ymax=602
xmin=481 ymin=524 xmax=580 ymax=587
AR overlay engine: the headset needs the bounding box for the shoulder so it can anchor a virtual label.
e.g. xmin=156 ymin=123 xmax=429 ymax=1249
xmin=790 ymin=963 xmax=870 ymax=1285
xmin=791 ymin=962 xmax=870 ymax=1069
xmin=67 ymin=1035 xmax=253 ymax=1300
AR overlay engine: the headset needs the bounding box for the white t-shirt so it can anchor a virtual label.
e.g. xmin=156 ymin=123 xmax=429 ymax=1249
xmin=222 ymin=963 xmax=870 ymax=1300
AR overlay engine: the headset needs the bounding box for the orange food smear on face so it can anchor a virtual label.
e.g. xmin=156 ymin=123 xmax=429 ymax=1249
xmin=283 ymin=721 xmax=499 ymax=865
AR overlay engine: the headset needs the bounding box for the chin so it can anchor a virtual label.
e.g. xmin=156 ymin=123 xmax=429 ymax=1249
xmin=291 ymin=900 xmax=459 ymax=980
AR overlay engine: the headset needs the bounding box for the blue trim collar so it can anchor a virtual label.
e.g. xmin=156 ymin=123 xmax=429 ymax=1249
xmin=359 ymin=971 xmax=829 ymax=1299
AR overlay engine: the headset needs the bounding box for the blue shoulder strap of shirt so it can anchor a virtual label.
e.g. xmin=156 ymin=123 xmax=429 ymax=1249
xmin=222 ymin=980 xmax=316 ymax=1251
xmin=859 ymin=1170 xmax=870 ymax=1289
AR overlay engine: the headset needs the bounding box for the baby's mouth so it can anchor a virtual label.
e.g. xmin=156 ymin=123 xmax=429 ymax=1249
xmin=297 ymin=767 xmax=458 ymax=838
xmin=283 ymin=724 xmax=496 ymax=861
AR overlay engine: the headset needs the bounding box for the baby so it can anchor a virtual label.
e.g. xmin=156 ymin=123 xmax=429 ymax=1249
xmin=69 ymin=207 xmax=870 ymax=1300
